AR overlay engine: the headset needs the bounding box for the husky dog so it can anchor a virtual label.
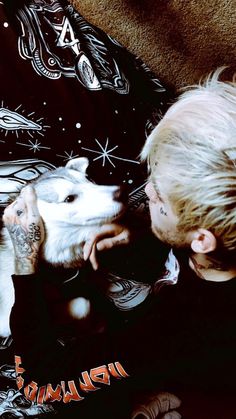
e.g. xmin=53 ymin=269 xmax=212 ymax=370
xmin=0 ymin=157 xmax=126 ymax=338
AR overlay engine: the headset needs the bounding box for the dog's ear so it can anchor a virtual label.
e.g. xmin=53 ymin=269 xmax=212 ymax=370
xmin=65 ymin=157 xmax=89 ymax=173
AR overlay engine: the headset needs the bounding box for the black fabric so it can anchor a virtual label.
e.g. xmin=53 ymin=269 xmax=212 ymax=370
xmin=0 ymin=0 xmax=172 ymax=212
xmin=10 ymin=253 xmax=236 ymax=417
xmin=1 ymin=2 xmax=236 ymax=419
xmin=0 ymin=0 xmax=174 ymax=418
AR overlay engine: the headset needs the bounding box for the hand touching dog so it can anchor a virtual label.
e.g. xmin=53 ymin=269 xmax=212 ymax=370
xmin=3 ymin=185 xmax=131 ymax=273
xmin=83 ymin=223 xmax=132 ymax=270
xmin=3 ymin=184 xmax=131 ymax=274
xmin=0 ymin=157 xmax=128 ymax=337
xmin=3 ymin=186 xmax=45 ymax=275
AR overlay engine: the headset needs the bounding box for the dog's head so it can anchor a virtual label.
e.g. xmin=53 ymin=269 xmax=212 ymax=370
xmin=31 ymin=157 xmax=127 ymax=267
xmin=33 ymin=157 xmax=127 ymax=226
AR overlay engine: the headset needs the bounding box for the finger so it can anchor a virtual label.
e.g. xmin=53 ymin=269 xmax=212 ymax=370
xmin=88 ymin=237 xmax=122 ymax=270
xmin=88 ymin=231 xmax=130 ymax=270
xmin=154 ymin=392 xmax=181 ymax=412
xmin=13 ymin=199 xmax=26 ymax=216
xmin=4 ymin=195 xmax=23 ymax=211
xmin=132 ymin=405 xmax=159 ymax=419
xmin=10 ymin=193 xmax=24 ymax=205
xmin=96 ymin=230 xmax=130 ymax=251
xmin=2 ymin=206 xmax=11 ymax=223
xmin=162 ymin=411 xmax=182 ymax=419
xmin=23 ymin=186 xmax=40 ymax=218
xmin=83 ymin=238 xmax=96 ymax=261
xmin=132 ymin=393 xmax=182 ymax=419
xmin=83 ymin=224 xmax=122 ymax=260
xmin=3 ymin=200 xmax=26 ymax=222
xmin=96 ymin=237 xmax=120 ymax=251
xmin=21 ymin=185 xmax=36 ymax=200
xmin=89 ymin=245 xmax=99 ymax=271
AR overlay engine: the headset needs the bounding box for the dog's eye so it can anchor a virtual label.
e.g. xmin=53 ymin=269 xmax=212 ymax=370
xmin=64 ymin=195 xmax=77 ymax=203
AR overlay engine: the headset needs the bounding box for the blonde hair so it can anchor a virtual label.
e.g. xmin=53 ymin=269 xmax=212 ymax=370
xmin=142 ymin=69 xmax=236 ymax=252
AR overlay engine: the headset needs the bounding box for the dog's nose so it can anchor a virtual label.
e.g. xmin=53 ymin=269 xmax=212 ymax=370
xmin=113 ymin=186 xmax=128 ymax=203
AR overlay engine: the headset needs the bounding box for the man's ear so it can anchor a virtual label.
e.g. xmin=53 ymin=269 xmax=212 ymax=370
xmin=190 ymin=228 xmax=217 ymax=254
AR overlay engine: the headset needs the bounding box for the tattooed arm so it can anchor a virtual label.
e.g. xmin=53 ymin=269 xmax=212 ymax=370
xmin=3 ymin=186 xmax=45 ymax=275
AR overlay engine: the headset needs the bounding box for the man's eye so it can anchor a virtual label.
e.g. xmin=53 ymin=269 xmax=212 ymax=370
xmin=64 ymin=195 xmax=77 ymax=203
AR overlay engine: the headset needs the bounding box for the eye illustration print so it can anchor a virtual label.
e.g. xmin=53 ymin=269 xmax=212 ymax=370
xmin=0 ymin=103 xmax=51 ymax=153
xmin=0 ymin=104 xmax=50 ymax=143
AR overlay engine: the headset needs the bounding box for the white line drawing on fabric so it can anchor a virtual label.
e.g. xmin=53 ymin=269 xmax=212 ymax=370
xmin=56 ymin=150 xmax=80 ymax=161
xmin=81 ymin=138 xmax=140 ymax=167
xmin=16 ymin=139 xmax=51 ymax=153
xmin=17 ymin=1 xmax=101 ymax=90
xmin=0 ymin=106 xmax=50 ymax=139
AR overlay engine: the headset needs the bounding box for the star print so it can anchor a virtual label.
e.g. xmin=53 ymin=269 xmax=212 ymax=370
xmin=16 ymin=139 xmax=51 ymax=153
xmin=56 ymin=150 xmax=80 ymax=161
xmin=81 ymin=138 xmax=140 ymax=167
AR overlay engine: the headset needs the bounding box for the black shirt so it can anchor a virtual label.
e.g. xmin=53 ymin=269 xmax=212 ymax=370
xmin=10 ymin=252 xmax=236 ymax=398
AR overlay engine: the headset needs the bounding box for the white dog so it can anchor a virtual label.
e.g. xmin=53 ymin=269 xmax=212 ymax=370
xmin=0 ymin=157 xmax=126 ymax=338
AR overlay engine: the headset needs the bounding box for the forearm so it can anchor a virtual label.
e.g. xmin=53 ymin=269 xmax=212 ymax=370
xmin=3 ymin=186 xmax=45 ymax=275
xmin=14 ymin=256 xmax=38 ymax=275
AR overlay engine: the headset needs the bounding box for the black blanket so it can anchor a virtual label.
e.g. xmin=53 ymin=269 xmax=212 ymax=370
xmin=0 ymin=1 xmax=173 ymax=418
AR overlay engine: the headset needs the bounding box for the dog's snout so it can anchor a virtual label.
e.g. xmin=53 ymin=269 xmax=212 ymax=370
xmin=113 ymin=186 xmax=128 ymax=203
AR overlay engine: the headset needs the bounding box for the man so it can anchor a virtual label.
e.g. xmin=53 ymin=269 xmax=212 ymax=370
xmin=3 ymin=70 xmax=236 ymax=417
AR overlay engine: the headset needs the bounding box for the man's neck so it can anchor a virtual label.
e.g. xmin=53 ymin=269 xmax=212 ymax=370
xmin=189 ymin=253 xmax=236 ymax=282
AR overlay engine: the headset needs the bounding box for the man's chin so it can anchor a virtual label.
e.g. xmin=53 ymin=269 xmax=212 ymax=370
xmin=151 ymin=225 xmax=180 ymax=248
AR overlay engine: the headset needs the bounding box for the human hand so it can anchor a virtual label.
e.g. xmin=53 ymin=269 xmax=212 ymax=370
xmin=3 ymin=185 xmax=45 ymax=275
xmin=83 ymin=223 xmax=131 ymax=270
xmin=131 ymin=392 xmax=182 ymax=419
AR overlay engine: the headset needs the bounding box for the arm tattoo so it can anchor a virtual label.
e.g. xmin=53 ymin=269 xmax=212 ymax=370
xmin=7 ymin=223 xmax=41 ymax=258
xmin=28 ymin=223 xmax=41 ymax=242
xmin=116 ymin=237 xmax=127 ymax=244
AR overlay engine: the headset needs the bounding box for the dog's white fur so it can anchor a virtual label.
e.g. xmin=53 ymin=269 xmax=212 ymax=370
xmin=0 ymin=157 xmax=126 ymax=337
